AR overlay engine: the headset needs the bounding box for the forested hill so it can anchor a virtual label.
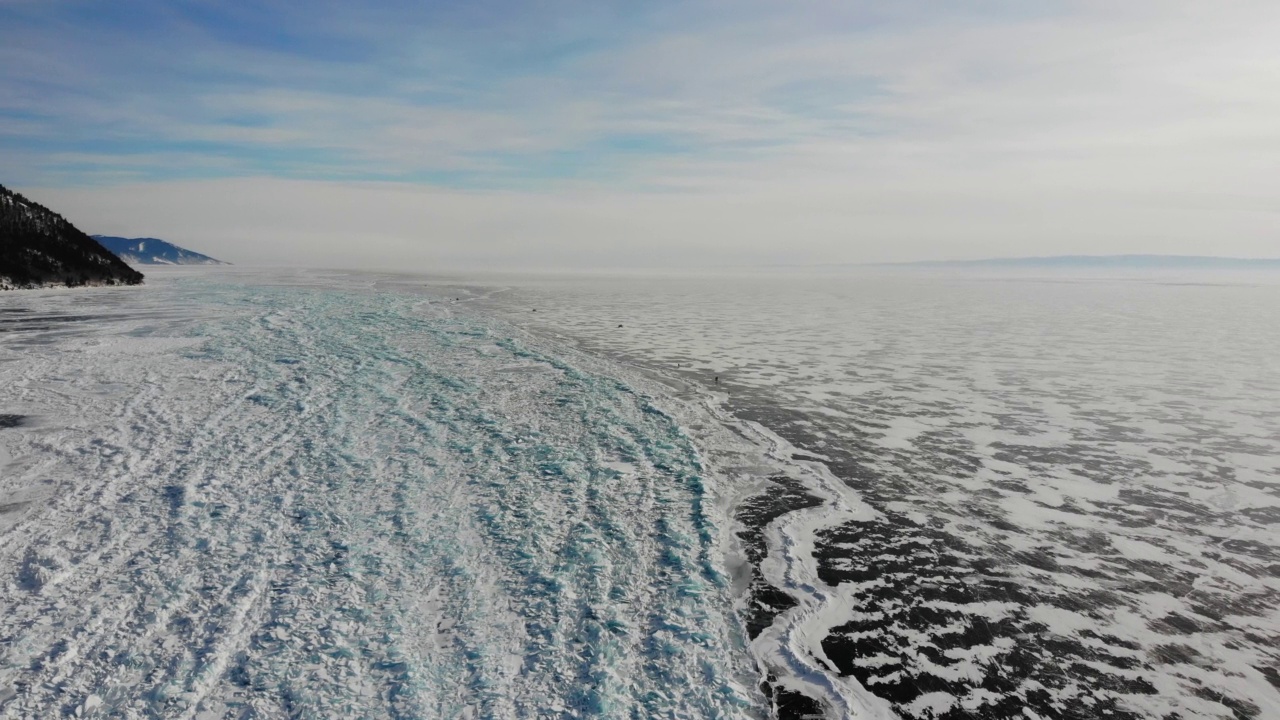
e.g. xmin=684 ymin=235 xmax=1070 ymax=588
xmin=0 ymin=184 xmax=144 ymax=289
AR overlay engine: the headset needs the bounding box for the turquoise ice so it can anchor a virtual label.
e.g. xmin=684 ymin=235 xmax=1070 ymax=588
xmin=0 ymin=276 xmax=762 ymax=719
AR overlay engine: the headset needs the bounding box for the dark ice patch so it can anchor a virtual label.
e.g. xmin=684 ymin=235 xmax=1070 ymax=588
xmin=990 ymin=441 xmax=1154 ymax=485
xmin=1259 ymin=665 xmax=1280 ymax=692
xmin=734 ymin=475 xmax=826 ymax=714
xmin=1192 ymin=687 xmax=1260 ymax=719
xmin=0 ymin=501 xmax=32 ymax=517
xmin=1240 ymin=506 xmax=1280 ymax=525
xmin=734 ymin=475 xmax=822 ymax=639
xmin=0 ymin=313 xmax=111 ymax=334
xmin=1188 ymin=591 xmax=1275 ymax=621
xmin=911 ymin=429 xmax=983 ymax=477
xmin=687 ymin=362 xmax=1280 ymax=720
xmin=1219 ymin=538 xmax=1280 ymax=562
xmin=760 ymin=676 xmax=826 ymax=720
xmin=161 ymin=484 xmax=186 ymax=515
xmin=1148 ymin=643 xmax=1203 ymax=665
xmin=1120 ymin=488 xmax=1211 ymax=518
xmin=1147 ymin=612 xmax=1203 ymax=635
xmin=1053 ymin=529 xmax=1114 ymax=555
xmin=1011 ymin=548 xmax=1060 ymax=572
xmin=814 ymin=512 xmax=1158 ymax=719
xmin=990 ymin=477 xmax=1031 ymax=494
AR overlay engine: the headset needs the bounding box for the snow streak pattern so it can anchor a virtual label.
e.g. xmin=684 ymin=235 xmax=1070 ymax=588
xmin=0 ymin=278 xmax=761 ymax=719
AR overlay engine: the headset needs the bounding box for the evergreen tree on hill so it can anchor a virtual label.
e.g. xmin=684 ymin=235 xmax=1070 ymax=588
xmin=0 ymin=183 xmax=144 ymax=289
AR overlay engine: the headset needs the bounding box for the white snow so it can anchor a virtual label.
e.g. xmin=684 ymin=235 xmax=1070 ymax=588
xmin=0 ymin=272 xmax=766 ymax=718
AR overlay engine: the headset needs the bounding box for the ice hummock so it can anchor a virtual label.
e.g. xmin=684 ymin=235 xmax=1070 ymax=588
xmin=0 ymin=274 xmax=764 ymax=718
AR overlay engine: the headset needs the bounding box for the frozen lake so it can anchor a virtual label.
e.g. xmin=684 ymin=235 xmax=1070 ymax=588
xmin=441 ymin=270 xmax=1280 ymax=720
xmin=0 ymin=272 xmax=761 ymax=719
xmin=1 ymin=268 xmax=1278 ymax=719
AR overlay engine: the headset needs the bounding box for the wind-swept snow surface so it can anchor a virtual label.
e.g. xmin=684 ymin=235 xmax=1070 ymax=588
xmin=0 ymin=275 xmax=762 ymax=718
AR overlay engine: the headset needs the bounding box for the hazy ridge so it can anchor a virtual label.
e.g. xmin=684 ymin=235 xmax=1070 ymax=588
xmin=92 ymin=235 xmax=229 ymax=266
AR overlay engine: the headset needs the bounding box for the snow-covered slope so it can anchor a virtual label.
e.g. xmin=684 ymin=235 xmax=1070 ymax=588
xmin=92 ymin=235 xmax=228 ymax=266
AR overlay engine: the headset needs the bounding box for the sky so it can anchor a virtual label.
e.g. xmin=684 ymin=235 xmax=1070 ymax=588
xmin=2 ymin=0 xmax=1278 ymax=270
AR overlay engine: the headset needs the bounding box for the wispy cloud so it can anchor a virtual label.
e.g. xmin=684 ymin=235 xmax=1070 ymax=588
xmin=4 ymin=0 xmax=1279 ymax=263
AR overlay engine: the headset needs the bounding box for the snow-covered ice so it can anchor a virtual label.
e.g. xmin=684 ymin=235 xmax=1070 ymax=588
xmin=4 ymin=268 xmax=1279 ymax=720
xmin=436 ymin=271 xmax=1280 ymax=720
xmin=0 ymin=272 xmax=763 ymax=718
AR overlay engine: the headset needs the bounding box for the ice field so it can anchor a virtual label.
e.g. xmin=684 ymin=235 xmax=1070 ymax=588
xmin=3 ymin=269 xmax=1279 ymax=720
xmin=458 ymin=272 xmax=1280 ymax=720
xmin=0 ymin=273 xmax=765 ymax=719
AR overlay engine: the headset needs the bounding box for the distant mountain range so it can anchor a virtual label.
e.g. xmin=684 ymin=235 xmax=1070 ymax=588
xmin=92 ymin=235 xmax=228 ymax=266
xmin=881 ymin=255 xmax=1280 ymax=270
xmin=0 ymin=184 xmax=144 ymax=290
